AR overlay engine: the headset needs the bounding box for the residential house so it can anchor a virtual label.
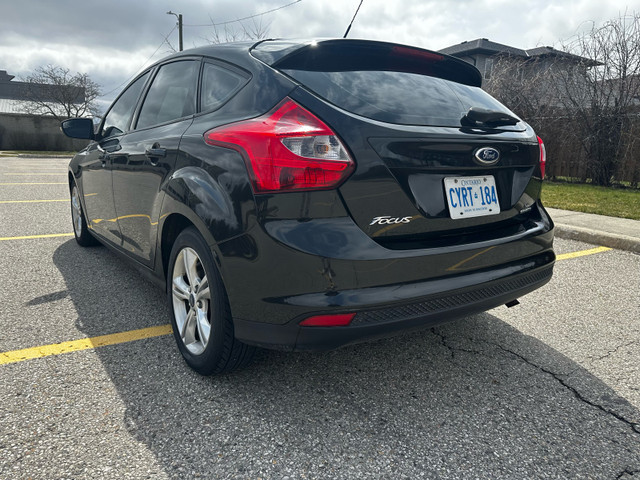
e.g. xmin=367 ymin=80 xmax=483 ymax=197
xmin=439 ymin=38 xmax=595 ymax=85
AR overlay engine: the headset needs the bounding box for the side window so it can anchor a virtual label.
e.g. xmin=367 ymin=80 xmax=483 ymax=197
xmin=101 ymin=72 xmax=149 ymax=138
xmin=201 ymin=62 xmax=247 ymax=112
xmin=136 ymin=60 xmax=199 ymax=129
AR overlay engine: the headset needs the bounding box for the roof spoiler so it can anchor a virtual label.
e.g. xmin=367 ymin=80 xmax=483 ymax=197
xmin=251 ymin=39 xmax=483 ymax=87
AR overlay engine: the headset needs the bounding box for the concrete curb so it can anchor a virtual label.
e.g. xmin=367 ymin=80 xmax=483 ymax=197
xmin=553 ymin=224 xmax=640 ymax=254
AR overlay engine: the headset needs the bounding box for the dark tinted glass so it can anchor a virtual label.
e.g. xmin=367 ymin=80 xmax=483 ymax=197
xmin=137 ymin=61 xmax=199 ymax=129
xmin=101 ymin=72 xmax=149 ymax=138
xmin=283 ymin=69 xmax=515 ymax=127
xmin=201 ymin=63 xmax=246 ymax=112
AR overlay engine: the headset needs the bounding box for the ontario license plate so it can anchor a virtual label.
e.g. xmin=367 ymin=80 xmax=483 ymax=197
xmin=444 ymin=176 xmax=500 ymax=219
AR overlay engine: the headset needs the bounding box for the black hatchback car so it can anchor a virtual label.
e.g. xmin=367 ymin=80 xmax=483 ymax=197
xmin=62 ymin=39 xmax=554 ymax=374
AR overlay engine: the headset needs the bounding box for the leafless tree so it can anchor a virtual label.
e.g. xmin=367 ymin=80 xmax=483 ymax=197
xmin=485 ymin=13 xmax=640 ymax=186
xmin=484 ymin=54 xmax=571 ymax=180
xmin=20 ymin=65 xmax=101 ymax=121
xmin=207 ymin=17 xmax=271 ymax=44
xmin=552 ymin=12 xmax=640 ymax=186
xmin=484 ymin=55 xmax=554 ymax=122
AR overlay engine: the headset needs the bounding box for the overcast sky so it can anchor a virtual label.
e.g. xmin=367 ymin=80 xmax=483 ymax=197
xmin=1 ymin=0 xmax=638 ymax=111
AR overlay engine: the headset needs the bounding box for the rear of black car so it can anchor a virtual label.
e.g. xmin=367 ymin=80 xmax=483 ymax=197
xmin=210 ymin=39 xmax=554 ymax=350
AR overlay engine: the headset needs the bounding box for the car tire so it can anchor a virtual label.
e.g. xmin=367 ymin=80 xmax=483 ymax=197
xmin=70 ymin=183 xmax=99 ymax=247
xmin=167 ymin=227 xmax=255 ymax=375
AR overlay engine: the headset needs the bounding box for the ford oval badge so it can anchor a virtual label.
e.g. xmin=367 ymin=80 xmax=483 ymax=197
xmin=474 ymin=147 xmax=500 ymax=166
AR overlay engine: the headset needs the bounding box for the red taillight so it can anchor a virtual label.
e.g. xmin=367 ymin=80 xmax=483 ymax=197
xmin=204 ymin=98 xmax=354 ymax=193
xmin=537 ymin=135 xmax=546 ymax=179
xmin=391 ymin=45 xmax=444 ymax=62
xmin=299 ymin=313 xmax=356 ymax=327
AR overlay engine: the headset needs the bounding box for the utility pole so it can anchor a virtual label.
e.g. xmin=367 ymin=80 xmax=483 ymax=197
xmin=166 ymin=11 xmax=183 ymax=51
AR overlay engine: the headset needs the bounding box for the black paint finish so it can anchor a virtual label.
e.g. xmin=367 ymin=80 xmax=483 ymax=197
xmin=65 ymin=39 xmax=555 ymax=352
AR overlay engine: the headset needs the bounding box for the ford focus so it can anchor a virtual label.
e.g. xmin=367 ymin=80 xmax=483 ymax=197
xmin=61 ymin=39 xmax=555 ymax=374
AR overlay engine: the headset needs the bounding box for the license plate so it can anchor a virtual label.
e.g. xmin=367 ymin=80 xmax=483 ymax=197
xmin=444 ymin=176 xmax=500 ymax=219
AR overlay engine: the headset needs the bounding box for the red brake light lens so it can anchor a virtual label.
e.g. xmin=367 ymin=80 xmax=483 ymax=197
xmin=204 ymin=98 xmax=354 ymax=193
xmin=391 ymin=45 xmax=444 ymax=62
xmin=537 ymin=135 xmax=546 ymax=179
xmin=299 ymin=313 xmax=356 ymax=327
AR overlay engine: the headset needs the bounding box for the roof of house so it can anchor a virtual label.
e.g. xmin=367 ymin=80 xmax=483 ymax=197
xmin=0 ymin=98 xmax=24 ymax=114
xmin=439 ymin=38 xmax=598 ymax=64
xmin=440 ymin=38 xmax=527 ymax=57
xmin=0 ymin=69 xmax=84 ymax=116
xmin=0 ymin=98 xmax=69 ymax=116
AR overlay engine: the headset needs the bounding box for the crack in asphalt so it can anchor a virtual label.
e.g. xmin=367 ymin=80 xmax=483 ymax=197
xmin=617 ymin=467 xmax=640 ymax=479
xmin=492 ymin=343 xmax=640 ymax=436
xmin=590 ymin=340 xmax=638 ymax=363
xmin=431 ymin=328 xmax=454 ymax=359
xmin=429 ymin=329 xmax=640 ymax=436
xmin=430 ymin=328 xmax=482 ymax=359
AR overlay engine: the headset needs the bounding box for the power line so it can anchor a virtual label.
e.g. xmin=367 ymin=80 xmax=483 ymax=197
xmin=100 ymin=26 xmax=177 ymax=99
xmin=184 ymin=0 xmax=302 ymax=27
xmin=100 ymin=0 xmax=302 ymax=100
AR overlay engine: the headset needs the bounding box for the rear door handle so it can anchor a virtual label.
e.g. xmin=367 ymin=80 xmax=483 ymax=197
xmin=97 ymin=144 xmax=108 ymax=164
xmin=97 ymin=143 xmax=119 ymax=166
xmin=145 ymin=147 xmax=167 ymax=158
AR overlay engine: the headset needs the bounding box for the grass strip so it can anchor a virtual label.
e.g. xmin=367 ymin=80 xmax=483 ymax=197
xmin=542 ymin=181 xmax=640 ymax=220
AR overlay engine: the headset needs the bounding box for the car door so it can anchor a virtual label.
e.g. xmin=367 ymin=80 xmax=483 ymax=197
xmin=110 ymin=59 xmax=200 ymax=267
xmin=80 ymin=72 xmax=150 ymax=246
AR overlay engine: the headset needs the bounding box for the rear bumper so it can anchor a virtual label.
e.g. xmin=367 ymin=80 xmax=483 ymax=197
xmin=233 ymin=251 xmax=554 ymax=351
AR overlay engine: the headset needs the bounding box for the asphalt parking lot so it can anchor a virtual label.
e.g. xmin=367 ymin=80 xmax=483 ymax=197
xmin=1 ymin=156 xmax=639 ymax=480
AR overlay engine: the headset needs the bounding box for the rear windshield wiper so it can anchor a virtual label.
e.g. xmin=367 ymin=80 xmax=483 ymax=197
xmin=461 ymin=107 xmax=520 ymax=128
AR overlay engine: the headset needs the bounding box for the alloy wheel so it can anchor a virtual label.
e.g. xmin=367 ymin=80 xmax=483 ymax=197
xmin=71 ymin=186 xmax=83 ymax=237
xmin=171 ymin=247 xmax=211 ymax=355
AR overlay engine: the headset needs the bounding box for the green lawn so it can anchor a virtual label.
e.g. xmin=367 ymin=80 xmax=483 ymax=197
xmin=542 ymin=181 xmax=640 ymax=220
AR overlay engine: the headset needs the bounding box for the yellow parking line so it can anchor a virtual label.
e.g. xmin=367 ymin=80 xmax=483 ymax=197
xmin=0 ymin=245 xmax=616 ymax=367
xmin=0 ymin=199 xmax=68 ymax=204
xmin=0 ymin=325 xmax=172 ymax=366
xmin=556 ymin=246 xmax=612 ymax=261
xmin=0 ymin=233 xmax=74 ymax=241
xmin=0 ymin=182 xmax=67 ymax=185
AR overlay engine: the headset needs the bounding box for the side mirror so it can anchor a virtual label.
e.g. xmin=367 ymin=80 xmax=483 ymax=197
xmin=60 ymin=118 xmax=95 ymax=140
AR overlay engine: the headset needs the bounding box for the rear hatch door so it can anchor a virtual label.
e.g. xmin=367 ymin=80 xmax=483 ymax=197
xmin=253 ymin=40 xmax=543 ymax=248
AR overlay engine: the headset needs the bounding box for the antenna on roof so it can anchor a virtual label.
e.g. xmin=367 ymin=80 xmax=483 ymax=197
xmin=343 ymin=0 xmax=364 ymax=38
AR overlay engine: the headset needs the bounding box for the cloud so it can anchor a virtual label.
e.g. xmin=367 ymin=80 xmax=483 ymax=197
xmin=0 ymin=0 xmax=635 ymax=110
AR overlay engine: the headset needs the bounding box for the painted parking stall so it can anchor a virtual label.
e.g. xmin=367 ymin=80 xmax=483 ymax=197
xmin=0 ymin=156 xmax=638 ymax=479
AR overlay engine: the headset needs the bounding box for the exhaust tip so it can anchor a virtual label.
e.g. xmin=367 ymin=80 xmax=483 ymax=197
xmin=505 ymin=299 xmax=520 ymax=308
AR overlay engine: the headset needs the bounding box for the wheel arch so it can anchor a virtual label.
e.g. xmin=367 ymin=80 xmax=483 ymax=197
xmin=156 ymin=207 xmax=225 ymax=292
xmin=157 ymin=164 xmax=250 ymax=284
xmin=160 ymin=213 xmax=197 ymax=280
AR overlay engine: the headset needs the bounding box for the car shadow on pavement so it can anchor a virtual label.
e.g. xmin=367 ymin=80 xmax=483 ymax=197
xmin=53 ymin=240 xmax=640 ymax=479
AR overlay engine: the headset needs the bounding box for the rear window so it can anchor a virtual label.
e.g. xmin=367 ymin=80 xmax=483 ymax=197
xmin=282 ymin=69 xmax=516 ymax=127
